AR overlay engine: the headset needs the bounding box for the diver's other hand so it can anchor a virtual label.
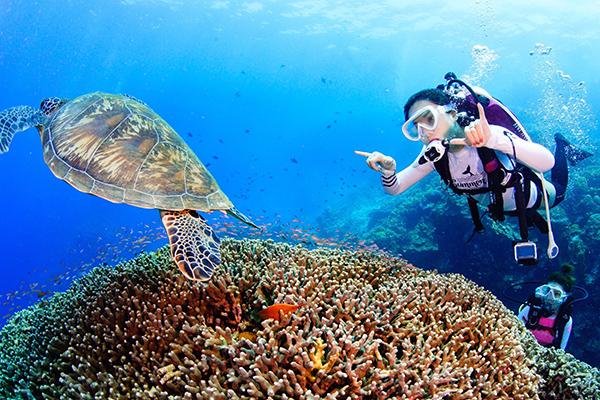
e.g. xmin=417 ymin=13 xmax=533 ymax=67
xmin=464 ymin=103 xmax=492 ymax=147
xmin=354 ymin=150 xmax=396 ymax=174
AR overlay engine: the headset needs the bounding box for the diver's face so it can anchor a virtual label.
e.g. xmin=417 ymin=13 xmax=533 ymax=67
xmin=535 ymin=282 xmax=567 ymax=313
xmin=408 ymin=100 xmax=455 ymax=145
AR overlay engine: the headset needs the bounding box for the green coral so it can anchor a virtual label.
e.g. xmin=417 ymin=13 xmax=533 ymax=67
xmin=524 ymin=339 xmax=600 ymax=400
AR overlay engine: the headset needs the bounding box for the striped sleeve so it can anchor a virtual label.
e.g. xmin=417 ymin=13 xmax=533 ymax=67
xmin=381 ymin=171 xmax=398 ymax=189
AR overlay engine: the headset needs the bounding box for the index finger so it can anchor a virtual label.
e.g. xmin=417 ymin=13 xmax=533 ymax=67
xmin=449 ymin=138 xmax=468 ymax=146
xmin=477 ymin=102 xmax=488 ymax=123
xmin=354 ymin=150 xmax=372 ymax=157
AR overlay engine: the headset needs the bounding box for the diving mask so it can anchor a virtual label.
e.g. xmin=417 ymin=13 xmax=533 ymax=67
xmin=402 ymin=104 xmax=453 ymax=141
xmin=535 ymin=282 xmax=567 ymax=312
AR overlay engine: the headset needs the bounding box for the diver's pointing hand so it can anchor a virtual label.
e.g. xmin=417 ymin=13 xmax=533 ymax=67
xmin=464 ymin=103 xmax=492 ymax=147
xmin=354 ymin=150 xmax=396 ymax=174
xmin=354 ymin=150 xmax=372 ymax=158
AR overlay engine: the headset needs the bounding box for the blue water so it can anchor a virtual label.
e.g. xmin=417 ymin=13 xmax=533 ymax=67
xmin=1 ymin=0 xmax=599 ymax=364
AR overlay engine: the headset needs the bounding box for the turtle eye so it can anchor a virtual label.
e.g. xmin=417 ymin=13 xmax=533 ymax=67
xmin=40 ymin=97 xmax=66 ymax=116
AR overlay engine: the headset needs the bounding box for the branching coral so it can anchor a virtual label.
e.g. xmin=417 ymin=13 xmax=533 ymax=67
xmin=519 ymin=330 xmax=600 ymax=400
xmin=0 ymin=239 xmax=598 ymax=399
xmin=319 ymin=162 xmax=600 ymax=367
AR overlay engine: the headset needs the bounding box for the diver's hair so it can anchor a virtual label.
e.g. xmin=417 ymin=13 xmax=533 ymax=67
xmin=548 ymin=263 xmax=576 ymax=292
xmin=403 ymin=88 xmax=451 ymax=121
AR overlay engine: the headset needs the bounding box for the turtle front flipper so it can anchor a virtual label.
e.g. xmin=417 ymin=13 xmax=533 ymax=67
xmin=160 ymin=210 xmax=221 ymax=283
xmin=0 ymin=106 xmax=46 ymax=153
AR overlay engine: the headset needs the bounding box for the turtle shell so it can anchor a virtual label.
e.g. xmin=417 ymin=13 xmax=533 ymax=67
xmin=41 ymin=92 xmax=232 ymax=212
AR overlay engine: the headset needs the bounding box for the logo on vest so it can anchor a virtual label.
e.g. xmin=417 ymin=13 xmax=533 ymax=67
xmin=453 ymin=167 xmax=488 ymax=190
xmin=448 ymin=149 xmax=488 ymax=191
xmin=462 ymin=165 xmax=475 ymax=177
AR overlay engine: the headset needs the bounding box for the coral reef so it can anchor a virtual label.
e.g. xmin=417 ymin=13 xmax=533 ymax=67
xmin=529 ymin=344 xmax=600 ymax=400
xmin=1 ymin=239 xmax=598 ymax=399
xmin=318 ymin=162 xmax=600 ymax=367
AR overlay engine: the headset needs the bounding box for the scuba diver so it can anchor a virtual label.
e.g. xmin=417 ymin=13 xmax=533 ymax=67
xmin=510 ymin=264 xmax=586 ymax=350
xmin=356 ymin=73 xmax=592 ymax=265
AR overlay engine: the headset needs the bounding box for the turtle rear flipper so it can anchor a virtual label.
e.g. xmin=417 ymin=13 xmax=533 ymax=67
xmin=160 ymin=210 xmax=221 ymax=283
xmin=0 ymin=106 xmax=46 ymax=153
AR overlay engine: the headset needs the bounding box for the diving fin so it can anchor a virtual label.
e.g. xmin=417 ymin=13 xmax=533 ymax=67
xmin=555 ymin=133 xmax=593 ymax=166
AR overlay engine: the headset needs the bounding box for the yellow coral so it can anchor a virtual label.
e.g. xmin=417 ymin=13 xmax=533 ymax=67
xmin=156 ymin=364 xmax=183 ymax=385
xmin=307 ymin=338 xmax=339 ymax=382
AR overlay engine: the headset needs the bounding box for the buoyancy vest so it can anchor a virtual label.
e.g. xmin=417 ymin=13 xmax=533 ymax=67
xmin=432 ymin=144 xmax=546 ymax=235
xmin=523 ymin=295 xmax=573 ymax=349
xmin=435 ymin=74 xmax=548 ymax=240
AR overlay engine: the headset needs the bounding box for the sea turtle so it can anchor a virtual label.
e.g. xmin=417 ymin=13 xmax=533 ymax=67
xmin=0 ymin=92 xmax=258 ymax=284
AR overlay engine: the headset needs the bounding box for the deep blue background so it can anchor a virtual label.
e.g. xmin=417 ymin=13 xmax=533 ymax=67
xmin=1 ymin=0 xmax=599 ymax=361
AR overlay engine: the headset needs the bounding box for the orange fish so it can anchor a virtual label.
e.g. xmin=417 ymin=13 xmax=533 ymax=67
xmin=257 ymin=303 xmax=301 ymax=321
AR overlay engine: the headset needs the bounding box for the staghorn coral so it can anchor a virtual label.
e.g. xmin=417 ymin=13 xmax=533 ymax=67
xmin=318 ymin=161 xmax=600 ymax=367
xmin=0 ymin=239 xmax=598 ymax=399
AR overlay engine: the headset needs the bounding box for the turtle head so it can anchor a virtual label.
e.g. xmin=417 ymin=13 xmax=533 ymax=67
xmin=40 ymin=97 xmax=68 ymax=117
